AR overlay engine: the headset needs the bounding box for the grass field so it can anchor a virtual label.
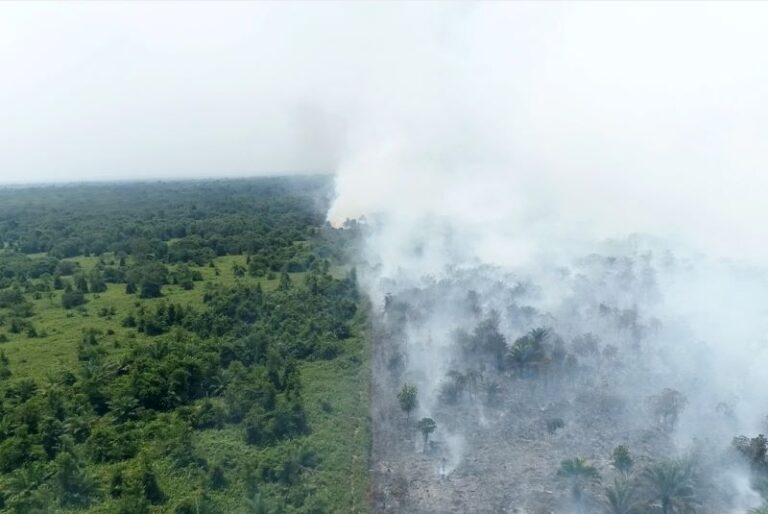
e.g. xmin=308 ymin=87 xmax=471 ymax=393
xmin=1 ymin=254 xmax=346 ymax=378
xmin=0 ymin=254 xmax=370 ymax=513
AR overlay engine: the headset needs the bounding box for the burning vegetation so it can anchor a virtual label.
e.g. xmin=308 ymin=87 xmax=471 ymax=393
xmin=368 ymin=249 xmax=768 ymax=513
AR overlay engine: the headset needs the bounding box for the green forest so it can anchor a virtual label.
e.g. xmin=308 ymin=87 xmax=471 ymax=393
xmin=0 ymin=177 xmax=368 ymax=513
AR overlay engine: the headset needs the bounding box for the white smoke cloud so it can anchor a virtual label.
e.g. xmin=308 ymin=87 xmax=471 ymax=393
xmin=325 ymin=4 xmax=768 ymax=511
xmin=328 ymin=2 xmax=768 ymax=264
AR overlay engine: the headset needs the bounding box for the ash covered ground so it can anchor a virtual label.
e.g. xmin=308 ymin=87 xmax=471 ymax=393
xmin=368 ymin=248 xmax=768 ymax=514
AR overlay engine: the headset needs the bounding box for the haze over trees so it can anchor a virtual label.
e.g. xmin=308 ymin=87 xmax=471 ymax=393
xmin=557 ymin=457 xmax=600 ymax=510
xmin=417 ymin=418 xmax=436 ymax=451
xmin=370 ymin=250 xmax=768 ymax=513
xmin=397 ymin=383 xmax=417 ymax=421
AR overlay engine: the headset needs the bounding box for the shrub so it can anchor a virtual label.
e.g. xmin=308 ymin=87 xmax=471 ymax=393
xmin=61 ymin=290 xmax=86 ymax=309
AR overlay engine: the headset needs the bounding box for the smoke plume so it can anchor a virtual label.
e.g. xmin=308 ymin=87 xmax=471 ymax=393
xmin=327 ymin=3 xmax=768 ymax=512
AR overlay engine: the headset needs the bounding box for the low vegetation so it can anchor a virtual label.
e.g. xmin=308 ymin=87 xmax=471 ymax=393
xmin=0 ymin=178 xmax=368 ymax=513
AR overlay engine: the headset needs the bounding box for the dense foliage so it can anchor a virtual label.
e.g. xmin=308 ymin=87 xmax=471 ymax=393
xmin=0 ymin=178 xmax=368 ymax=513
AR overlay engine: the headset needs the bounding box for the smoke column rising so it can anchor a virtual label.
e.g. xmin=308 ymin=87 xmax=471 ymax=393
xmin=326 ymin=3 xmax=768 ymax=512
xmin=328 ymin=2 xmax=768 ymax=263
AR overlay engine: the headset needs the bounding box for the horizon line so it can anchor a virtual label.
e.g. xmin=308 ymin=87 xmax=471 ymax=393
xmin=0 ymin=171 xmax=332 ymax=188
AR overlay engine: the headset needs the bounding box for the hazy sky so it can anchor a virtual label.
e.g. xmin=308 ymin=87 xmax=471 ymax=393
xmin=3 ymin=0 xmax=768 ymax=268
xmin=328 ymin=2 xmax=768 ymax=261
xmin=0 ymin=1 xmax=360 ymax=183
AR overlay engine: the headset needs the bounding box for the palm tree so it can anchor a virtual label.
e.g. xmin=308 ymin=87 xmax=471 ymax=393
xmin=446 ymin=370 xmax=467 ymax=397
xmin=611 ymin=445 xmax=634 ymax=477
xmin=397 ymin=383 xmax=418 ymax=421
xmin=472 ymin=312 xmax=507 ymax=370
xmin=558 ymin=457 xmax=600 ymax=508
xmin=206 ymin=370 xmax=227 ymax=397
xmin=529 ymin=327 xmax=550 ymax=344
xmin=650 ymin=389 xmax=688 ymax=431
xmin=642 ymin=459 xmax=697 ymax=514
xmin=507 ymin=335 xmax=545 ymax=378
xmin=484 ymin=380 xmax=501 ymax=406
xmin=244 ymin=493 xmax=271 ymax=514
xmin=465 ymin=369 xmax=481 ymax=398
xmin=52 ymin=449 xmax=96 ymax=507
xmin=604 ymin=478 xmax=641 ymax=514
xmin=749 ymin=506 xmax=768 ymax=514
xmin=107 ymin=394 xmax=140 ymax=423
xmin=417 ymin=417 xmax=437 ymax=451
xmin=2 ymin=463 xmax=50 ymax=512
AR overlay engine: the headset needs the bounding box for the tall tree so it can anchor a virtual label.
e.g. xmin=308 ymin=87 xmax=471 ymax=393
xmin=650 ymin=389 xmax=688 ymax=431
xmin=604 ymin=478 xmax=641 ymax=514
xmin=52 ymin=448 xmax=97 ymax=507
xmin=642 ymin=459 xmax=697 ymax=514
xmin=417 ymin=417 xmax=437 ymax=451
xmin=397 ymin=383 xmax=418 ymax=421
xmin=507 ymin=328 xmax=548 ymax=378
xmin=277 ymin=271 xmax=292 ymax=291
xmin=557 ymin=457 xmax=600 ymax=511
xmin=611 ymin=445 xmax=634 ymax=477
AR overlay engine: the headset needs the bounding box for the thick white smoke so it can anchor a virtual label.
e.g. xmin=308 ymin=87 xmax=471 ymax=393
xmin=326 ymin=3 xmax=768 ymax=512
xmin=328 ymin=2 xmax=768 ymax=264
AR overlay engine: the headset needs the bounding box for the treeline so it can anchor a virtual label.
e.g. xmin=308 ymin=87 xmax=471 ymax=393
xmin=0 ymin=178 xmax=330 ymax=268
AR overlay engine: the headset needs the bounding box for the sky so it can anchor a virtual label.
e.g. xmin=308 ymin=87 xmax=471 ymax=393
xmin=3 ymin=1 xmax=768 ymax=261
xmin=0 ymin=1 xmax=357 ymax=183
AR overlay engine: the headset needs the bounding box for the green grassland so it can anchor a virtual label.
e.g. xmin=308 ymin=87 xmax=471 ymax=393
xmin=2 ymin=255 xmax=314 ymax=378
xmin=0 ymin=253 xmax=369 ymax=513
xmin=0 ymin=179 xmax=369 ymax=514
